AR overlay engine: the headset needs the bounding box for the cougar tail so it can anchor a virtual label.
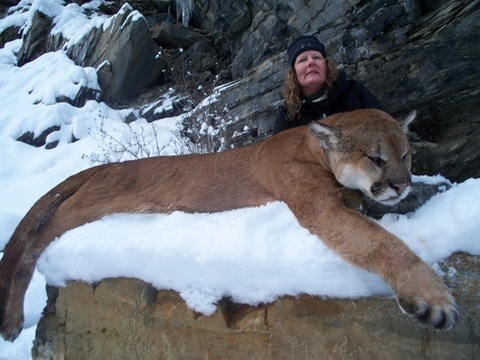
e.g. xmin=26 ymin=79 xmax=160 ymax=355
xmin=0 ymin=166 xmax=100 ymax=341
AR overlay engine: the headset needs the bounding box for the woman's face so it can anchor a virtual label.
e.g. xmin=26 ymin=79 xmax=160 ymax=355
xmin=293 ymin=50 xmax=327 ymax=96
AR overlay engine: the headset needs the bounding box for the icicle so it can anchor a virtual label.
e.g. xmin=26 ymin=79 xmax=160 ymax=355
xmin=174 ymin=0 xmax=194 ymax=27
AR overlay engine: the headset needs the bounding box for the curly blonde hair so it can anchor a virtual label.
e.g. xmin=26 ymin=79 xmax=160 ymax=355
xmin=282 ymin=57 xmax=339 ymax=120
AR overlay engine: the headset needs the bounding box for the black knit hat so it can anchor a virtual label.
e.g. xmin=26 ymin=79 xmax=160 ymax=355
xmin=287 ymin=35 xmax=326 ymax=67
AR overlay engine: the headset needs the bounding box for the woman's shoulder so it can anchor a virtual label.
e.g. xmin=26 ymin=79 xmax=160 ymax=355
xmin=322 ymin=71 xmax=385 ymax=112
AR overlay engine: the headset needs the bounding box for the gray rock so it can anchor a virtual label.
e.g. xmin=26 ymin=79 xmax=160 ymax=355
xmin=362 ymin=181 xmax=452 ymax=219
xmin=68 ymin=4 xmax=167 ymax=104
xmin=152 ymin=21 xmax=207 ymax=48
xmin=16 ymin=10 xmax=54 ymax=66
xmin=0 ymin=25 xmax=21 ymax=47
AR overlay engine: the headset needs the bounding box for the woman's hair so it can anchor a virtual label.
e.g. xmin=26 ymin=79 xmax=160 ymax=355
xmin=281 ymin=57 xmax=339 ymax=120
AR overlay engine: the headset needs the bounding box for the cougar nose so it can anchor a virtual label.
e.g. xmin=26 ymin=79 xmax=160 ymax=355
xmin=391 ymin=182 xmax=408 ymax=195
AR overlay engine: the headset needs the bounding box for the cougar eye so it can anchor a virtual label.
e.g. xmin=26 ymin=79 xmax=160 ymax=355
xmin=367 ymin=155 xmax=385 ymax=167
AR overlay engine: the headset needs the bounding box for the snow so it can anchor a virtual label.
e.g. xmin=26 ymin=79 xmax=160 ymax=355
xmin=0 ymin=1 xmax=480 ymax=359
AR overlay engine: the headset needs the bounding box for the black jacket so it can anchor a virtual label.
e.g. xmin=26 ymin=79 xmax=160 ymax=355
xmin=273 ymin=71 xmax=385 ymax=134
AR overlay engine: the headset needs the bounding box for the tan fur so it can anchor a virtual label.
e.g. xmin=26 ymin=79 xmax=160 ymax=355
xmin=0 ymin=109 xmax=458 ymax=341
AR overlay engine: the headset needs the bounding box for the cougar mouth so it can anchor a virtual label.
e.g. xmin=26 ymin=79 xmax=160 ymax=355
xmin=369 ymin=182 xmax=412 ymax=206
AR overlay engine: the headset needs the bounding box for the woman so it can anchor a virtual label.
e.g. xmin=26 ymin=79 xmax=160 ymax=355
xmin=273 ymin=35 xmax=384 ymax=134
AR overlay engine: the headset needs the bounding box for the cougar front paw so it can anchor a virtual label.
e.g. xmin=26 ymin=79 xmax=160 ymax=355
xmin=396 ymin=295 xmax=459 ymax=330
xmin=394 ymin=266 xmax=459 ymax=330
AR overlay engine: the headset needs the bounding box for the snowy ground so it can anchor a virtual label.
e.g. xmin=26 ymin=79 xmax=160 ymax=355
xmin=1 ymin=1 xmax=480 ymax=359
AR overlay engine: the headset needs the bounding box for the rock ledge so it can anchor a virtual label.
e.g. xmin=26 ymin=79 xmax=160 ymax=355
xmin=33 ymin=254 xmax=479 ymax=360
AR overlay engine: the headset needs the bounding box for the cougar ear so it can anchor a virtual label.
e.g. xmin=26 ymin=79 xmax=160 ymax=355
xmin=398 ymin=110 xmax=416 ymax=132
xmin=309 ymin=122 xmax=341 ymax=149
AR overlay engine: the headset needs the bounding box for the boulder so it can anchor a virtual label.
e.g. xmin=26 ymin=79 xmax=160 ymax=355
xmin=16 ymin=10 xmax=54 ymax=66
xmin=32 ymin=253 xmax=479 ymax=359
xmin=0 ymin=25 xmax=21 ymax=47
xmin=68 ymin=4 xmax=167 ymax=104
xmin=16 ymin=125 xmax=61 ymax=149
xmin=344 ymin=181 xmax=452 ymax=219
xmin=151 ymin=21 xmax=207 ymax=48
